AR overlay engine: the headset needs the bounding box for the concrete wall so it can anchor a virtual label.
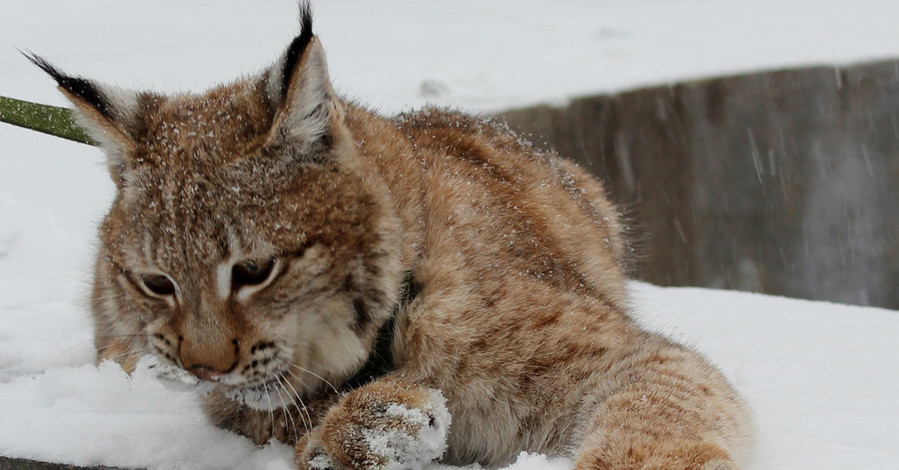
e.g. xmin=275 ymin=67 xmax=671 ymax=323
xmin=500 ymin=61 xmax=899 ymax=309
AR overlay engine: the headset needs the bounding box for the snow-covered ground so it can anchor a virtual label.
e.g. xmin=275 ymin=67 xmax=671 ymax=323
xmin=1 ymin=1 xmax=898 ymax=469
xmin=2 ymin=281 xmax=897 ymax=470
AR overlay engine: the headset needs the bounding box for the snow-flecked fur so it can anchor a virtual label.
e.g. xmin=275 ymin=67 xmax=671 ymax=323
xmin=296 ymin=378 xmax=450 ymax=470
xmin=35 ymin=4 xmax=752 ymax=469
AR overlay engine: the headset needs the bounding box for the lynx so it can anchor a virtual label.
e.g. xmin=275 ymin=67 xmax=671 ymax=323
xmin=30 ymin=4 xmax=751 ymax=469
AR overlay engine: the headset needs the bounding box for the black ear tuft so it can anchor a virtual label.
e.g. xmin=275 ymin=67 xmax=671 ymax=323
xmin=281 ymin=1 xmax=315 ymax=98
xmin=22 ymin=51 xmax=114 ymax=120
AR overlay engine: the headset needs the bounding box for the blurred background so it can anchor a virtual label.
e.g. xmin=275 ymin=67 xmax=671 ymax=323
xmin=502 ymin=63 xmax=899 ymax=309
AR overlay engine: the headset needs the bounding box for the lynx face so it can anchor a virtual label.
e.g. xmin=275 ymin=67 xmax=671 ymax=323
xmin=32 ymin=27 xmax=403 ymax=410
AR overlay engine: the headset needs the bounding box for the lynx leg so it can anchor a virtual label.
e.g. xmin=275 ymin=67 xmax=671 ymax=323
xmin=575 ymin=426 xmax=737 ymax=470
xmin=295 ymin=378 xmax=451 ymax=470
xmin=574 ymin=339 xmax=751 ymax=470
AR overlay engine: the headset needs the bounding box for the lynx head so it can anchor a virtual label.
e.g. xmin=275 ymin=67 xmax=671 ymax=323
xmin=30 ymin=6 xmax=403 ymax=410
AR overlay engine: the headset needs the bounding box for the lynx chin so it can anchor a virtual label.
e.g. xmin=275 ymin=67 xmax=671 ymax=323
xmin=31 ymin=4 xmax=752 ymax=469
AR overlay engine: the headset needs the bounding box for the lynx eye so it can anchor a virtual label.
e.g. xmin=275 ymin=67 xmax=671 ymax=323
xmin=232 ymin=257 xmax=277 ymax=289
xmin=141 ymin=274 xmax=176 ymax=297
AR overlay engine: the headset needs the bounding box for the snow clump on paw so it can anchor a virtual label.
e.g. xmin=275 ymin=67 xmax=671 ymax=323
xmin=363 ymin=389 xmax=451 ymax=470
xmin=308 ymin=452 xmax=335 ymax=470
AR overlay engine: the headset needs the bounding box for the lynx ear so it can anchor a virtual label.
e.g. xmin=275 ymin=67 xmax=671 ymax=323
xmin=264 ymin=4 xmax=343 ymax=148
xmin=25 ymin=53 xmax=141 ymax=184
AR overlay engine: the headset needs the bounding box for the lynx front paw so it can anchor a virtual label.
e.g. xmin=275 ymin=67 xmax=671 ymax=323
xmin=295 ymin=378 xmax=451 ymax=470
xmin=296 ymin=432 xmax=337 ymax=470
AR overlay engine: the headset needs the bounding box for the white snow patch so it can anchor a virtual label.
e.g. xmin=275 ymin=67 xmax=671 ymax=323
xmin=503 ymin=453 xmax=573 ymax=470
xmin=308 ymin=453 xmax=333 ymax=470
xmin=0 ymin=361 xmax=284 ymax=470
xmin=362 ymin=393 xmax=451 ymax=470
xmin=309 ymin=454 xmax=334 ymax=470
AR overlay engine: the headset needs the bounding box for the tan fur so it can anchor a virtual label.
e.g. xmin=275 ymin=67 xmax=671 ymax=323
xmin=44 ymin=9 xmax=752 ymax=470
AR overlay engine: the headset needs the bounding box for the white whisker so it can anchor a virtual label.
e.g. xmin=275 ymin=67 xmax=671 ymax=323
xmin=262 ymin=381 xmax=276 ymax=439
xmin=280 ymin=373 xmax=314 ymax=435
xmin=276 ymin=375 xmax=310 ymax=437
xmin=290 ymin=364 xmax=340 ymax=396
xmin=272 ymin=379 xmax=298 ymax=443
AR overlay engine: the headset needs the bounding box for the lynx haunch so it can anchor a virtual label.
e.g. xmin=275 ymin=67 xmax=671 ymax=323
xmin=31 ymin=4 xmax=751 ymax=469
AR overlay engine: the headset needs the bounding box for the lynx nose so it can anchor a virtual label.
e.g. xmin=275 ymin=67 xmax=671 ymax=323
xmin=187 ymin=364 xmax=226 ymax=382
xmin=178 ymin=332 xmax=239 ymax=382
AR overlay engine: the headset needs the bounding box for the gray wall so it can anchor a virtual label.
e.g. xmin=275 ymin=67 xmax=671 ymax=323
xmin=500 ymin=61 xmax=899 ymax=309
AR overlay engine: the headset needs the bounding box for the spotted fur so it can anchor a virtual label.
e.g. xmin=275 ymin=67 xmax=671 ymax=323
xmin=35 ymin=4 xmax=752 ymax=469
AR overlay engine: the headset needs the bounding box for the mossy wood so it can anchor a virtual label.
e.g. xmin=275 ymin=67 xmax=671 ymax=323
xmin=0 ymin=95 xmax=96 ymax=145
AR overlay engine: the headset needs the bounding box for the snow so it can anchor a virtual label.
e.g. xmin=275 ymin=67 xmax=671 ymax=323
xmin=363 ymin=399 xmax=449 ymax=470
xmin=630 ymin=285 xmax=899 ymax=469
xmin=0 ymin=360 xmax=295 ymax=470
xmin=1 ymin=1 xmax=898 ymax=469
xmin=3 ymin=284 xmax=896 ymax=469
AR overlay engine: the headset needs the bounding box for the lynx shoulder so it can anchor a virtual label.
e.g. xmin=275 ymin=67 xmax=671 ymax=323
xmin=33 ymin=4 xmax=751 ymax=469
